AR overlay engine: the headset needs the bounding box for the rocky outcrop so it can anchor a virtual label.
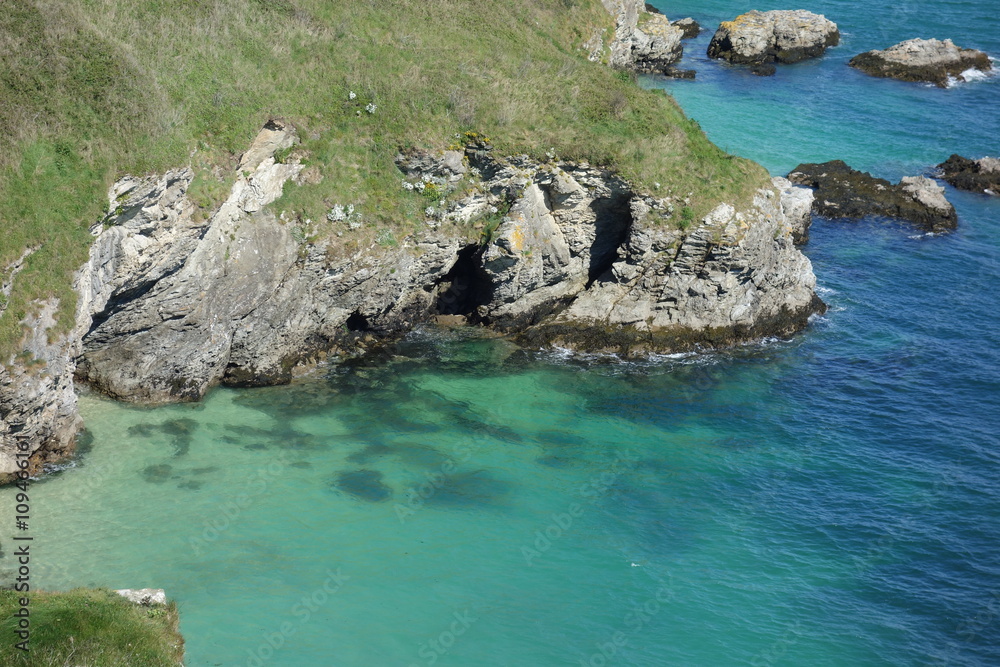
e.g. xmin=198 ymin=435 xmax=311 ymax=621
xmin=772 ymin=176 xmax=814 ymax=244
xmin=601 ymin=0 xmax=684 ymax=73
xmin=672 ymin=18 xmax=701 ymax=39
xmin=849 ymin=39 xmax=992 ymax=87
xmin=116 ymin=589 xmax=167 ymax=606
xmin=512 ymin=179 xmax=824 ymax=354
xmin=0 ymin=299 xmax=82 ymax=483
xmin=707 ymin=10 xmax=839 ymax=72
xmin=0 ymin=118 xmax=824 ymax=480
xmin=787 ymin=160 xmax=957 ymax=233
xmin=937 ymin=154 xmax=1000 ymax=195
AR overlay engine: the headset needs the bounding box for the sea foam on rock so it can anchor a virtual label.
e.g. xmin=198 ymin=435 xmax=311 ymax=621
xmin=707 ymin=10 xmax=839 ymax=72
xmin=849 ymin=38 xmax=992 ymax=87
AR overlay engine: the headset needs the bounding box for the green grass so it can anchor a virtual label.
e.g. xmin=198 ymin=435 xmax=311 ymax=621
xmin=0 ymin=588 xmax=183 ymax=666
xmin=0 ymin=0 xmax=767 ymax=357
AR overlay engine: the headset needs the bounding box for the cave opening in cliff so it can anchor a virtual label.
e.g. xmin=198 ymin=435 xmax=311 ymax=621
xmin=585 ymin=192 xmax=633 ymax=287
xmin=433 ymin=244 xmax=493 ymax=319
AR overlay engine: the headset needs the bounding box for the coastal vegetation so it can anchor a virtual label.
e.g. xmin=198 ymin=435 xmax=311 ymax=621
xmin=0 ymin=588 xmax=183 ymax=666
xmin=0 ymin=0 xmax=766 ymax=357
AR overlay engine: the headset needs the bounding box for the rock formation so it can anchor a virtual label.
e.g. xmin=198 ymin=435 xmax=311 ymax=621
xmin=600 ymin=0 xmax=684 ymax=73
xmin=787 ymin=160 xmax=957 ymax=233
xmin=672 ymin=18 xmax=701 ymax=39
xmin=849 ymin=39 xmax=993 ymax=87
xmin=0 ymin=117 xmax=824 ymax=480
xmin=937 ymin=154 xmax=1000 ymax=195
xmin=707 ymin=10 xmax=840 ymax=72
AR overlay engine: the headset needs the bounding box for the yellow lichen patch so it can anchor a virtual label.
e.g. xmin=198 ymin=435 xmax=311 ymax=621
xmin=511 ymin=224 xmax=526 ymax=252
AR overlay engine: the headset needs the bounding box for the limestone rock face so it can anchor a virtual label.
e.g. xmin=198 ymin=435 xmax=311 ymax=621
xmin=602 ymin=0 xmax=684 ymax=72
xmin=0 ymin=299 xmax=81 ymax=484
xmin=937 ymin=154 xmax=1000 ymax=195
xmin=787 ymin=160 xmax=957 ymax=233
xmin=519 ymin=178 xmax=823 ymax=353
xmin=849 ymin=39 xmax=992 ymax=87
xmin=772 ymin=176 xmax=814 ymax=244
xmin=707 ymin=10 xmax=840 ymax=69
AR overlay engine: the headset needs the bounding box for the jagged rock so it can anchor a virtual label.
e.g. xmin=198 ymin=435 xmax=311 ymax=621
xmin=849 ymin=39 xmax=992 ymax=87
xmin=116 ymin=588 xmax=167 ymax=606
xmin=672 ymin=17 xmax=701 ymax=39
xmin=787 ymin=160 xmax=957 ymax=233
xmin=772 ymin=177 xmax=813 ymax=244
xmin=662 ymin=66 xmax=696 ymax=79
xmin=601 ymin=0 xmax=684 ymax=73
xmin=937 ymin=154 xmax=1000 ymax=195
xmin=707 ymin=10 xmax=840 ymax=71
xmin=519 ymin=177 xmax=824 ymax=354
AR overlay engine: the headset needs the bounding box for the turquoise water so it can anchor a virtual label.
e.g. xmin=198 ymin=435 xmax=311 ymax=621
xmin=4 ymin=2 xmax=1000 ymax=665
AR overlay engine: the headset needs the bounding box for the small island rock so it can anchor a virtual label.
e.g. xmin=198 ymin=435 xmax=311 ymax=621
xmin=707 ymin=10 xmax=839 ymax=71
xmin=937 ymin=154 xmax=1000 ymax=195
xmin=787 ymin=160 xmax=957 ymax=233
xmin=849 ymin=38 xmax=992 ymax=87
xmin=672 ymin=17 xmax=701 ymax=39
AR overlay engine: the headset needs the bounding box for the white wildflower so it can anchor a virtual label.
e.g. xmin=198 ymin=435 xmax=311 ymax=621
xmin=489 ymin=205 xmax=499 ymax=214
xmin=415 ymin=181 xmax=426 ymax=192
xmin=327 ymin=205 xmax=346 ymax=222
xmin=422 ymin=174 xmax=432 ymax=183
xmin=425 ymin=207 xmax=436 ymax=217
xmin=654 ymin=182 xmax=661 ymax=189
xmin=365 ymin=103 xmax=377 ymax=114
xmin=349 ymin=91 xmax=356 ymax=100
xmin=348 ymin=220 xmax=362 ymax=230
xmin=402 ymin=181 xmax=414 ymax=191
xmin=347 ymin=204 xmax=355 ymax=215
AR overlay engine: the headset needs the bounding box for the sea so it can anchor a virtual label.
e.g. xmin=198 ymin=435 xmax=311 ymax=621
xmin=2 ymin=1 xmax=998 ymax=664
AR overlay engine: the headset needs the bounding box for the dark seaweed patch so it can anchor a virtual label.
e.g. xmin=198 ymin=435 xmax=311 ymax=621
xmin=424 ymin=470 xmax=511 ymax=508
xmin=290 ymin=461 xmax=313 ymax=469
xmin=536 ymin=454 xmax=573 ymax=468
xmin=177 ymin=480 xmax=203 ymax=490
xmin=190 ymin=466 xmax=219 ymax=475
xmin=140 ymin=464 xmax=172 ymax=484
xmin=333 ymin=469 xmax=392 ymax=502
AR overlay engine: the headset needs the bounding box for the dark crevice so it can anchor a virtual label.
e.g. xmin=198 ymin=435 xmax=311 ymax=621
xmin=434 ymin=244 xmax=493 ymax=319
xmin=345 ymin=311 xmax=371 ymax=332
xmin=585 ymin=192 xmax=634 ymax=287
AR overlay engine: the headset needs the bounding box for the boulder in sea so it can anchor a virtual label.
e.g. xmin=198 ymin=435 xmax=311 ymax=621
xmin=787 ymin=160 xmax=957 ymax=233
xmin=849 ymin=38 xmax=992 ymax=87
xmin=707 ymin=10 xmax=839 ymax=72
xmin=662 ymin=66 xmax=696 ymax=79
xmin=672 ymin=17 xmax=701 ymax=39
xmin=937 ymin=154 xmax=1000 ymax=195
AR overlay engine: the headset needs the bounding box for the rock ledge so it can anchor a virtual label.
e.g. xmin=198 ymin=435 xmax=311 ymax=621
xmin=849 ymin=38 xmax=992 ymax=87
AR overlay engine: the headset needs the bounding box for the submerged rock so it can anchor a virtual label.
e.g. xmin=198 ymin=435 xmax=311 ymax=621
xmin=672 ymin=18 xmax=701 ymax=40
xmin=937 ymin=154 xmax=1000 ymax=195
xmin=787 ymin=160 xmax=957 ymax=233
xmin=334 ymin=469 xmax=392 ymax=502
xmin=849 ymin=38 xmax=992 ymax=87
xmin=707 ymin=10 xmax=840 ymax=70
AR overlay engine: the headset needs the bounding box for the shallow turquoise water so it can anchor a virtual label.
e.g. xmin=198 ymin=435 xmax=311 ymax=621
xmin=3 ymin=2 xmax=1000 ymax=666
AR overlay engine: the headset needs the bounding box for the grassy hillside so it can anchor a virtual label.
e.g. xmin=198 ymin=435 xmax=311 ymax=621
xmin=0 ymin=0 xmax=767 ymax=355
xmin=0 ymin=588 xmax=183 ymax=666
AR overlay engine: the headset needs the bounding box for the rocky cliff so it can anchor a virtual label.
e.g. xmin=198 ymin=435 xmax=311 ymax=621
xmin=0 ymin=116 xmax=823 ymax=480
xmin=598 ymin=0 xmax=685 ymax=72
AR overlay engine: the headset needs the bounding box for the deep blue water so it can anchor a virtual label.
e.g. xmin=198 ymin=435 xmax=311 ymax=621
xmin=1 ymin=1 xmax=998 ymax=665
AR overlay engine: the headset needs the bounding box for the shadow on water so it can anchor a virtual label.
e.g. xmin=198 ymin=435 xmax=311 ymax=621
xmin=127 ymin=418 xmax=198 ymax=457
xmin=332 ymin=469 xmax=393 ymax=502
xmin=422 ymin=469 xmax=513 ymax=508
